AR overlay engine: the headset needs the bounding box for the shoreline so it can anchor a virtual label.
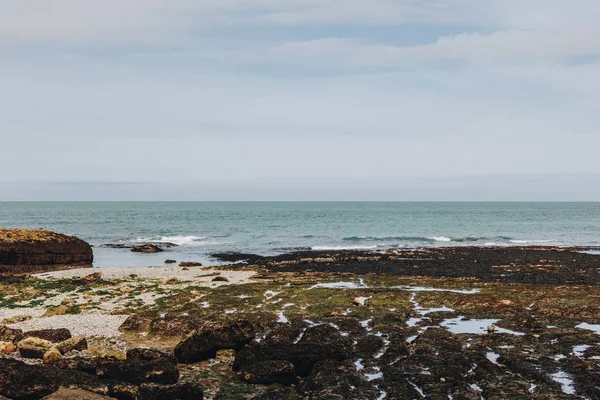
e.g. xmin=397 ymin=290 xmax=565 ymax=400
xmin=2 ymin=246 xmax=600 ymax=399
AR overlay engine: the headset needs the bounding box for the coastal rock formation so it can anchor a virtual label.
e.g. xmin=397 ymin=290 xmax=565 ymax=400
xmin=0 ymin=229 xmax=93 ymax=272
xmin=131 ymin=244 xmax=163 ymax=253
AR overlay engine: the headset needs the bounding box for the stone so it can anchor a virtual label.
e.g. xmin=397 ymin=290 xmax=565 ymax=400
xmin=241 ymin=360 xmax=298 ymax=385
xmin=175 ymin=320 xmax=257 ymax=363
xmin=82 ymin=272 xmax=102 ymax=283
xmin=179 ymin=262 xmax=202 ymax=267
xmin=500 ymin=299 xmax=513 ymax=306
xmin=164 ymin=259 xmax=177 ymax=264
xmin=0 ymin=229 xmax=93 ymax=272
xmin=131 ymin=244 xmax=164 ymax=253
xmin=353 ymin=297 xmax=369 ymax=306
xmin=88 ymin=344 xmax=127 ymax=360
xmin=43 ymin=348 xmax=63 ymax=364
xmin=0 ymin=325 xmax=22 ymax=342
xmin=166 ymin=277 xmax=180 ymax=284
xmin=1 ymin=314 xmax=32 ymax=324
xmin=0 ymin=341 xmax=15 ymax=354
xmin=126 ymin=348 xmax=177 ymax=364
xmin=137 ymin=383 xmax=204 ymax=400
xmin=55 ymin=336 xmax=88 ymax=354
xmin=43 ymin=387 xmax=116 ymax=400
xmin=487 ymin=325 xmax=496 ymax=334
xmin=212 ymin=276 xmax=229 ymax=282
xmin=43 ymin=305 xmax=69 ymax=317
xmin=19 ymin=344 xmax=47 ymax=359
xmin=17 ymin=336 xmax=53 ymax=349
xmin=20 ymin=328 xmax=72 ymax=343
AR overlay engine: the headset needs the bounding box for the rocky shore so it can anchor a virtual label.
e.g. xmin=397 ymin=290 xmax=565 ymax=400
xmin=1 ymin=246 xmax=600 ymax=399
xmin=0 ymin=229 xmax=93 ymax=273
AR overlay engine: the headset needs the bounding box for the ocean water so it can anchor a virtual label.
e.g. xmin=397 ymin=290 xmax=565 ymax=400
xmin=0 ymin=202 xmax=599 ymax=267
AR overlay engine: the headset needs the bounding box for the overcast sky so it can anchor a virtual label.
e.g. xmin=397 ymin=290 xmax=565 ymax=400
xmin=1 ymin=1 xmax=599 ymax=200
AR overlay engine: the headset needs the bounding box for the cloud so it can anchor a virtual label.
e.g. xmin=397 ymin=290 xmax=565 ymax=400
xmin=273 ymin=29 xmax=600 ymax=66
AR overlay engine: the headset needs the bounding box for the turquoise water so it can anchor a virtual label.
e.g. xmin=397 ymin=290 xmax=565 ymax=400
xmin=1 ymin=202 xmax=599 ymax=266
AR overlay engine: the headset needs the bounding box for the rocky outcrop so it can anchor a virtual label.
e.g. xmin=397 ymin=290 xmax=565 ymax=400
xmin=0 ymin=229 xmax=93 ymax=272
xmin=174 ymin=320 xmax=257 ymax=363
xmin=131 ymin=244 xmax=163 ymax=253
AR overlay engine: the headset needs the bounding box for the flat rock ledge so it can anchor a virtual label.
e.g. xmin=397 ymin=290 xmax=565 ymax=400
xmin=0 ymin=229 xmax=93 ymax=274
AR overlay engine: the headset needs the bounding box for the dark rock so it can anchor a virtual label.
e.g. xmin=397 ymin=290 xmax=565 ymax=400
xmin=179 ymin=262 xmax=202 ymax=267
xmin=234 ymin=322 xmax=353 ymax=377
xmin=18 ymin=344 xmax=47 ymax=359
xmin=251 ymin=387 xmax=303 ymax=400
xmin=241 ymin=360 xmax=298 ymax=385
xmin=52 ymin=357 xmax=179 ymax=385
xmin=354 ymin=335 xmax=385 ymax=358
xmin=56 ymin=337 xmax=88 ymax=354
xmin=0 ymin=325 xmax=23 ymax=342
xmin=301 ymin=359 xmax=373 ymax=399
xmin=20 ymin=328 xmax=72 ymax=343
xmin=175 ymin=320 xmax=257 ymax=363
xmin=126 ymin=348 xmax=177 ymax=364
xmin=164 ymin=259 xmax=177 ymax=264
xmin=0 ymin=229 xmax=93 ymax=272
xmin=138 ymin=383 xmax=204 ymax=400
xmin=131 ymin=245 xmax=163 ymax=253
xmin=212 ymin=276 xmax=229 ymax=282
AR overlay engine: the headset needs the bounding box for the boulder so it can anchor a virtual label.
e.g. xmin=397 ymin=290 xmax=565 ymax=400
xmin=0 ymin=341 xmax=15 ymax=354
xmin=20 ymin=328 xmax=72 ymax=343
xmin=0 ymin=229 xmax=93 ymax=272
xmin=138 ymin=383 xmax=204 ymax=400
xmin=241 ymin=360 xmax=298 ymax=385
xmin=234 ymin=323 xmax=353 ymax=377
xmin=174 ymin=320 xmax=257 ymax=363
xmin=126 ymin=348 xmax=177 ymax=364
xmin=0 ymin=325 xmax=22 ymax=342
xmin=43 ymin=348 xmax=63 ymax=364
xmin=164 ymin=259 xmax=177 ymax=264
xmin=56 ymin=336 xmax=88 ymax=354
xmin=212 ymin=276 xmax=229 ymax=282
xmin=17 ymin=336 xmax=53 ymax=358
xmin=179 ymin=262 xmax=202 ymax=267
xmin=131 ymin=244 xmax=163 ymax=253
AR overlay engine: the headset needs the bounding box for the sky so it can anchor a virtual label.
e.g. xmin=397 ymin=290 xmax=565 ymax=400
xmin=1 ymin=0 xmax=599 ymax=201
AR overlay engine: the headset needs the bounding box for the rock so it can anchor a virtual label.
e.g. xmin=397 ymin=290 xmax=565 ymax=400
xmin=1 ymin=314 xmax=32 ymax=324
xmin=43 ymin=387 xmax=116 ymax=400
xmin=487 ymin=325 xmax=496 ymax=334
xmin=500 ymin=299 xmax=513 ymax=306
xmin=212 ymin=276 xmax=229 ymax=282
xmin=234 ymin=323 xmax=353 ymax=377
xmin=138 ymin=383 xmax=204 ymax=400
xmin=241 ymin=360 xmax=298 ymax=385
xmin=164 ymin=259 xmax=177 ymax=264
xmin=179 ymin=262 xmax=202 ymax=267
xmin=82 ymin=272 xmax=102 ymax=283
xmin=43 ymin=348 xmax=63 ymax=364
xmin=0 ymin=325 xmax=22 ymax=342
xmin=0 ymin=341 xmax=15 ymax=354
xmin=52 ymin=357 xmax=180 ymax=385
xmin=131 ymin=244 xmax=164 ymax=253
xmin=166 ymin=277 xmax=179 ymax=284
xmin=20 ymin=328 xmax=72 ymax=343
xmin=174 ymin=320 xmax=257 ymax=363
xmin=17 ymin=336 xmax=53 ymax=350
xmin=55 ymin=336 xmax=88 ymax=354
xmin=353 ymin=297 xmax=369 ymax=306
xmin=181 ymin=267 xmax=189 ymax=271
xmin=126 ymin=348 xmax=177 ymax=364
xmin=43 ymin=305 xmax=70 ymax=317
xmin=0 ymin=229 xmax=93 ymax=272
xmin=88 ymin=344 xmax=126 ymax=360
xmin=19 ymin=344 xmax=48 ymax=359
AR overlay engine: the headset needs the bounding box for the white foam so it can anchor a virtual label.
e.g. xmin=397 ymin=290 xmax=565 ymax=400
xmin=311 ymin=245 xmax=378 ymax=250
xmin=429 ymin=236 xmax=452 ymax=242
xmin=509 ymin=239 xmax=555 ymax=244
xmin=133 ymin=235 xmax=209 ymax=246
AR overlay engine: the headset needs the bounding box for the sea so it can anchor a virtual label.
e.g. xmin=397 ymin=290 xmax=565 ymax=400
xmin=1 ymin=202 xmax=599 ymax=267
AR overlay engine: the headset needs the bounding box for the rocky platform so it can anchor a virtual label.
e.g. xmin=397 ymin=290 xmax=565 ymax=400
xmin=0 ymin=229 xmax=93 ymax=273
xmin=1 ymin=247 xmax=600 ymax=399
